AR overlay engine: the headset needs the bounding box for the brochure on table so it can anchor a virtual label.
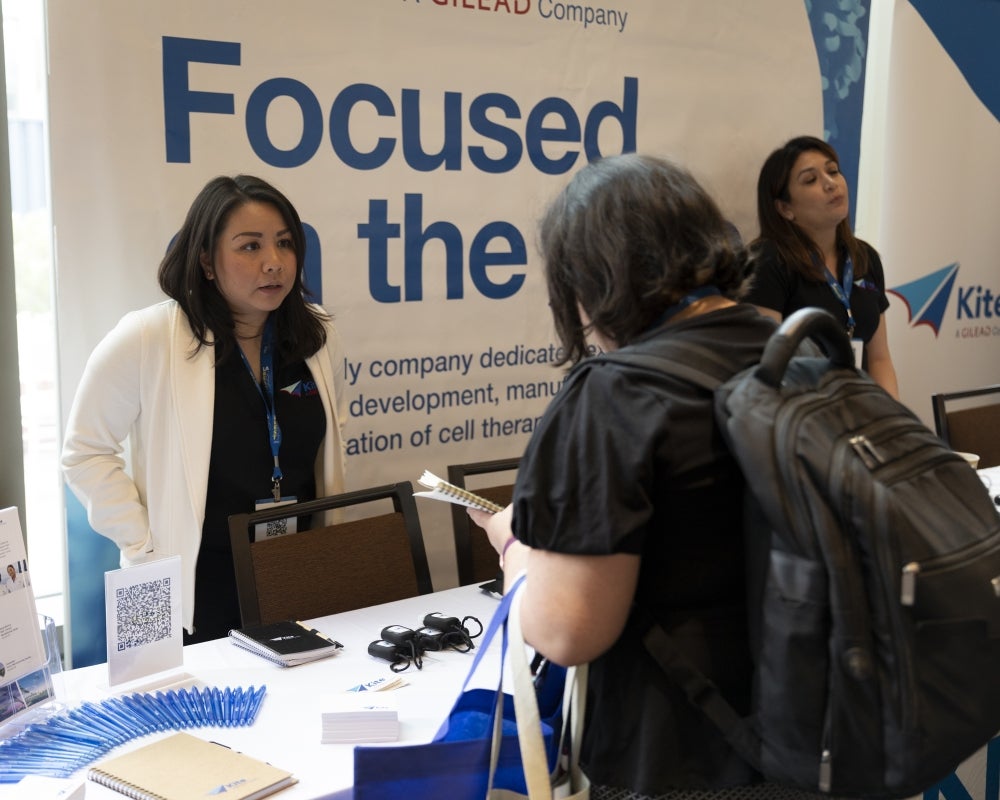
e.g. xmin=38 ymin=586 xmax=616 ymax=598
xmin=0 ymin=506 xmax=48 ymax=726
xmin=105 ymin=555 xmax=183 ymax=687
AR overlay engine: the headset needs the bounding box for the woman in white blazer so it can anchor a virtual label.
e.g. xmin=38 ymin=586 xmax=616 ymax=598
xmin=62 ymin=175 xmax=347 ymax=643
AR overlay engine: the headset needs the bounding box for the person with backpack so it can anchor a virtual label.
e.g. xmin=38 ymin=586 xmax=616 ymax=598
xmin=744 ymin=134 xmax=900 ymax=399
xmin=469 ymin=154 xmax=844 ymax=799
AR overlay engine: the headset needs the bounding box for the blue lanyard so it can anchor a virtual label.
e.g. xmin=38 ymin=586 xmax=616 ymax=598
xmin=648 ymin=285 xmax=722 ymax=330
xmin=238 ymin=317 xmax=283 ymax=501
xmin=817 ymin=254 xmax=855 ymax=336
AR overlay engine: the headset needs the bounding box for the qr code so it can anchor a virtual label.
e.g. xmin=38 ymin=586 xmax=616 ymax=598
xmin=264 ymin=518 xmax=288 ymax=538
xmin=115 ymin=578 xmax=171 ymax=651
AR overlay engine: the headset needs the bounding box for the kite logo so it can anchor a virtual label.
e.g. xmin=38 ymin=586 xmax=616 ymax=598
xmin=281 ymin=380 xmax=319 ymax=397
xmin=887 ymin=262 xmax=959 ymax=337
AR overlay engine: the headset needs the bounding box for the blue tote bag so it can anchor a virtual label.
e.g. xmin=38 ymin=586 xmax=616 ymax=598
xmin=353 ymin=575 xmax=565 ymax=799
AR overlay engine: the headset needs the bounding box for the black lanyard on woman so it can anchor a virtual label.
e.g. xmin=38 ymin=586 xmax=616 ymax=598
xmin=238 ymin=317 xmax=284 ymax=501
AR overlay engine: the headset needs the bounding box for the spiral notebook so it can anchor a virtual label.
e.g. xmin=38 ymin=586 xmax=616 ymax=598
xmin=414 ymin=470 xmax=503 ymax=513
xmin=87 ymin=732 xmax=296 ymax=800
xmin=229 ymin=620 xmax=343 ymax=667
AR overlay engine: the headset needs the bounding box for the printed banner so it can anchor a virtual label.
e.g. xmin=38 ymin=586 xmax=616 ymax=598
xmin=858 ymin=0 xmax=1000 ymax=426
xmin=48 ymin=0 xmax=828 ymax=666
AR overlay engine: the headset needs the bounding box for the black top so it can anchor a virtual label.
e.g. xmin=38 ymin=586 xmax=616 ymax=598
xmin=745 ymin=239 xmax=890 ymax=344
xmin=188 ymin=348 xmax=325 ymax=644
xmin=511 ymin=305 xmax=776 ymax=793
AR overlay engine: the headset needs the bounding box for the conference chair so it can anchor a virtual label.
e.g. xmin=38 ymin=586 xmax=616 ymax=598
xmin=228 ymin=482 xmax=433 ymax=627
xmin=931 ymin=384 xmax=1000 ymax=468
xmin=446 ymin=457 xmax=520 ymax=586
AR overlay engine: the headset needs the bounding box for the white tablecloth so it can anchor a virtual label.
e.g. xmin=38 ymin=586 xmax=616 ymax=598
xmin=0 ymin=584 xmax=503 ymax=800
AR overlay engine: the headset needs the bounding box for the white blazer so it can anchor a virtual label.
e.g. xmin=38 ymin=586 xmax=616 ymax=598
xmin=61 ymin=300 xmax=347 ymax=632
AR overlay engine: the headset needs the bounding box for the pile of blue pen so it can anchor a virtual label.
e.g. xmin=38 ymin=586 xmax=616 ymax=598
xmin=0 ymin=684 xmax=267 ymax=782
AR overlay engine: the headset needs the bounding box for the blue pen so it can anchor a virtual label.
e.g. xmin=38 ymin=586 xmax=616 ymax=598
xmin=180 ymin=688 xmax=200 ymax=727
xmin=148 ymin=691 xmax=175 ymax=731
xmin=163 ymin=692 xmax=184 ymax=728
xmin=186 ymin=685 xmax=202 ymax=724
xmin=219 ymin=687 xmax=228 ymax=727
xmin=105 ymin=695 xmax=146 ymax=738
xmin=174 ymin=688 xmax=197 ymax=728
xmin=225 ymin=686 xmax=235 ymax=727
xmin=200 ymin=685 xmax=214 ymax=726
xmin=158 ymin=690 xmax=186 ymax=729
xmin=82 ymin=699 xmax=131 ymax=742
xmin=141 ymin=691 xmax=174 ymax=731
xmin=117 ymin=692 xmax=150 ymax=733
xmin=206 ymin=686 xmax=217 ymax=725
xmin=239 ymin=686 xmax=253 ymax=725
xmin=1 ymin=765 xmax=78 ymax=781
xmin=74 ymin=701 xmax=127 ymax=744
xmin=98 ymin=696 xmax=134 ymax=739
xmin=212 ymin=686 xmax=224 ymax=726
xmin=229 ymin=686 xmax=243 ymax=726
xmin=43 ymin=715 xmax=106 ymax=747
xmin=247 ymin=685 xmax=267 ymax=723
xmin=10 ymin=731 xmax=88 ymax=754
xmin=167 ymin=689 xmax=194 ymax=728
xmin=122 ymin=692 xmax=160 ymax=733
xmin=192 ymin=685 xmax=210 ymax=726
xmin=22 ymin=729 xmax=101 ymax=763
xmin=114 ymin=693 xmax=144 ymax=732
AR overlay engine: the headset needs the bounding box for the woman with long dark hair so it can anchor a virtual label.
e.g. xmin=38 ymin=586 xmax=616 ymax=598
xmin=746 ymin=135 xmax=899 ymax=397
xmin=62 ymin=175 xmax=347 ymax=643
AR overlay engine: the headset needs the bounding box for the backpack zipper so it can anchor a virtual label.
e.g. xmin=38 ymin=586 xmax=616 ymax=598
xmin=899 ymin=530 xmax=1000 ymax=606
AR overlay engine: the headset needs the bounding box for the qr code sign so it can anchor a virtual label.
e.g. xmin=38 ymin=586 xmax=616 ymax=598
xmin=264 ymin=517 xmax=288 ymax=538
xmin=115 ymin=578 xmax=172 ymax=651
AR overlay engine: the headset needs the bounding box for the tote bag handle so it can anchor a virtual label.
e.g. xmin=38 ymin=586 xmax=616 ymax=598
xmin=490 ymin=579 xmax=590 ymax=799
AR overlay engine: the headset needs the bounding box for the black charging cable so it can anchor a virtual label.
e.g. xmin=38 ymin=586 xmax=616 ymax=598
xmin=420 ymin=613 xmax=483 ymax=652
xmin=381 ymin=625 xmax=424 ymax=670
xmin=368 ymin=614 xmax=484 ymax=670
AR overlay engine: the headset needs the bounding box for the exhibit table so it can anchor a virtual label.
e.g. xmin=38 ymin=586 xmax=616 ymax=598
xmin=0 ymin=583 xmax=503 ymax=799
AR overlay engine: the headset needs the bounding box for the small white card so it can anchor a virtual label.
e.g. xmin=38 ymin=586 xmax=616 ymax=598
xmin=105 ymin=555 xmax=183 ymax=686
xmin=851 ymin=338 xmax=864 ymax=369
xmin=253 ymin=496 xmax=298 ymax=542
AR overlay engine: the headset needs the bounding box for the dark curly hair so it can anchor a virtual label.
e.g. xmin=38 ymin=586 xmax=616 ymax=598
xmin=539 ymin=153 xmax=749 ymax=366
xmin=157 ymin=174 xmax=328 ymax=364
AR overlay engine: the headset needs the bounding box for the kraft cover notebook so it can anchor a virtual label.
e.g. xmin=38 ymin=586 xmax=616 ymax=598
xmin=86 ymin=732 xmax=296 ymax=800
xmin=229 ymin=620 xmax=344 ymax=667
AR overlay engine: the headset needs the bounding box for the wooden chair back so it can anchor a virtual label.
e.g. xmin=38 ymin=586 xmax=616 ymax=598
xmin=228 ymin=482 xmax=433 ymax=626
xmin=447 ymin=458 xmax=520 ymax=586
xmin=932 ymin=385 xmax=1000 ymax=468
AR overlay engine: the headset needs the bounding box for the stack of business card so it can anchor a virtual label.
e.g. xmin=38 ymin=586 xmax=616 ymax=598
xmin=320 ymin=691 xmax=400 ymax=744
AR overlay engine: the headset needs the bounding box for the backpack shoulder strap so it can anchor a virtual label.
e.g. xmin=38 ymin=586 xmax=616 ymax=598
xmin=639 ymin=613 xmax=762 ymax=771
xmin=605 ymin=337 xmax=765 ymax=772
xmin=597 ymin=338 xmax=733 ymax=393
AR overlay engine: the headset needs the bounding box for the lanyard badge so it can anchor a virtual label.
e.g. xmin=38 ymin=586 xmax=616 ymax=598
xmin=238 ymin=318 xmax=294 ymax=513
xmin=817 ymin=254 xmax=856 ymax=338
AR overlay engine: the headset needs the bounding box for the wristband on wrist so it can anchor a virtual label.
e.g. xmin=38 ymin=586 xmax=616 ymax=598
xmin=499 ymin=535 xmax=518 ymax=568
